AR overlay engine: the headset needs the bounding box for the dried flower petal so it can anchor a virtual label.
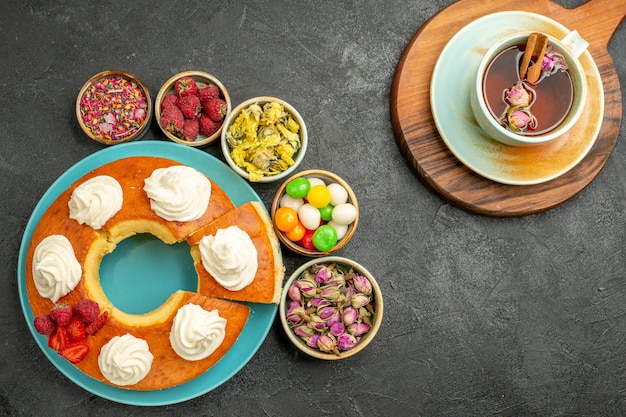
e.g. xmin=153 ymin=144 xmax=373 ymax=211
xmin=351 ymin=293 xmax=370 ymax=309
xmin=337 ymin=333 xmax=358 ymax=351
xmin=330 ymin=322 xmax=346 ymax=337
xmin=342 ymin=307 xmax=359 ymax=325
xmin=287 ymin=284 xmax=301 ymax=302
xmin=348 ymin=322 xmax=370 ymax=337
xmin=353 ymin=275 xmax=372 ymax=295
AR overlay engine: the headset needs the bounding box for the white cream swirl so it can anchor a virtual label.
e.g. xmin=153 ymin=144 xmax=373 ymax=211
xmin=143 ymin=165 xmax=211 ymax=222
xmin=169 ymin=303 xmax=227 ymax=361
xmin=98 ymin=334 xmax=153 ymax=386
xmin=32 ymin=235 xmax=82 ymax=303
xmin=69 ymin=175 xmax=123 ymax=229
xmin=199 ymin=226 xmax=258 ymax=291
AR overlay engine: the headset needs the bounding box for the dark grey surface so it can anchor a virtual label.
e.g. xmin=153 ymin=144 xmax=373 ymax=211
xmin=1 ymin=0 xmax=625 ymax=415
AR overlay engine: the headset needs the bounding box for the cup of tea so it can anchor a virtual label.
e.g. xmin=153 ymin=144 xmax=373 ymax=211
xmin=470 ymin=30 xmax=588 ymax=146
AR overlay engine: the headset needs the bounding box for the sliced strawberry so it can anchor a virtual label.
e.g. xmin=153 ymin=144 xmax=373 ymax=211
xmin=85 ymin=311 xmax=108 ymax=336
xmin=48 ymin=326 xmax=69 ymax=352
xmin=66 ymin=317 xmax=86 ymax=343
xmin=59 ymin=342 xmax=90 ymax=364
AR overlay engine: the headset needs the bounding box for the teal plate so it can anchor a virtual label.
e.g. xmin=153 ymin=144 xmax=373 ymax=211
xmin=17 ymin=141 xmax=278 ymax=406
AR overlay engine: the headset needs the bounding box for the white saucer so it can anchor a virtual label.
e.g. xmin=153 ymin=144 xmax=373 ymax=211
xmin=430 ymin=11 xmax=604 ymax=186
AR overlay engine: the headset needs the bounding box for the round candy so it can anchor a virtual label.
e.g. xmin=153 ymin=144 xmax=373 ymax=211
xmin=328 ymin=220 xmax=348 ymax=240
xmin=280 ymin=194 xmax=304 ymax=211
xmin=298 ymin=203 xmax=321 ymax=230
xmin=327 ymin=183 xmax=349 ymax=206
xmin=300 ymin=229 xmax=316 ymax=250
xmin=285 ymin=221 xmax=306 ymax=241
xmin=285 ymin=177 xmax=310 ymax=199
xmin=332 ymin=203 xmax=357 ymax=225
xmin=307 ymin=177 xmax=326 ymax=188
xmin=307 ymin=185 xmax=331 ymax=208
xmin=312 ymin=225 xmax=338 ymax=252
xmin=275 ymin=207 xmax=298 ymax=232
xmin=318 ymin=204 xmax=334 ymax=221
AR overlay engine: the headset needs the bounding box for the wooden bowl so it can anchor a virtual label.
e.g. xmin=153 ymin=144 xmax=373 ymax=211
xmin=76 ymin=70 xmax=152 ymax=145
xmin=270 ymin=169 xmax=359 ymax=257
xmin=221 ymin=96 xmax=307 ymax=183
xmin=279 ymin=256 xmax=384 ymax=360
xmin=155 ymin=70 xmax=231 ymax=147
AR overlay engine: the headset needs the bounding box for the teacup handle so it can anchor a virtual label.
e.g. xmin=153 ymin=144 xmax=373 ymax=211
xmin=561 ymin=30 xmax=589 ymax=58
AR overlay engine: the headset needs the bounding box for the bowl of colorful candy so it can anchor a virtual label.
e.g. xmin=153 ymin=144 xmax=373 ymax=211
xmin=76 ymin=70 xmax=152 ymax=145
xmin=155 ymin=70 xmax=231 ymax=147
xmin=279 ymin=256 xmax=384 ymax=360
xmin=270 ymin=170 xmax=358 ymax=256
xmin=221 ymin=96 xmax=307 ymax=183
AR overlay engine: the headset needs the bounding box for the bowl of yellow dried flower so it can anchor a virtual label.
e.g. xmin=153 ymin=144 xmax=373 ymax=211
xmin=279 ymin=256 xmax=383 ymax=360
xmin=221 ymin=96 xmax=307 ymax=183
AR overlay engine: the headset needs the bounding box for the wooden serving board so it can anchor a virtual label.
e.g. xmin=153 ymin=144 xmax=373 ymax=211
xmin=391 ymin=0 xmax=625 ymax=216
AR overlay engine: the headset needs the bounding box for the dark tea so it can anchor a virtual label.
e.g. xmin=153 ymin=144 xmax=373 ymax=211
xmin=482 ymin=43 xmax=573 ymax=136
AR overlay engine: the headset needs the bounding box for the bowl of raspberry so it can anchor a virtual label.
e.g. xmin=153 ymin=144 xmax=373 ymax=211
xmin=155 ymin=70 xmax=231 ymax=147
xmin=76 ymin=70 xmax=152 ymax=145
xmin=279 ymin=256 xmax=384 ymax=360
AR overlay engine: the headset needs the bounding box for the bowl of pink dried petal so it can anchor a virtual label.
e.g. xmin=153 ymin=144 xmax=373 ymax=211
xmin=279 ymin=256 xmax=384 ymax=360
xmin=76 ymin=70 xmax=152 ymax=145
xmin=155 ymin=70 xmax=231 ymax=147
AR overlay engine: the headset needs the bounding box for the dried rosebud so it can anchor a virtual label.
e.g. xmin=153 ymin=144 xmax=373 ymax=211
xmin=320 ymin=286 xmax=341 ymax=302
xmin=306 ymin=334 xmax=321 ymax=349
xmin=307 ymin=314 xmax=327 ymax=331
xmin=318 ymin=306 xmax=337 ymax=321
xmin=287 ymin=284 xmax=301 ymax=302
xmin=317 ymin=334 xmax=337 ymax=353
xmin=542 ymin=47 xmax=568 ymax=74
xmin=296 ymin=280 xmax=317 ymax=298
xmin=294 ymin=324 xmax=315 ymax=338
xmin=351 ymin=293 xmax=370 ymax=309
xmin=348 ymin=322 xmax=370 ymax=337
xmin=315 ymin=266 xmax=332 ymax=284
xmin=309 ymin=297 xmax=330 ymax=309
xmin=353 ymin=275 xmax=372 ymax=295
xmin=504 ymin=81 xmax=531 ymax=107
xmin=342 ymin=307 xmax=359 ymax=325
xmin=505 ymin=106 xmax=537 ymax=132
xmin=287 ymin=305 xmax=305 ymax=326
xmin=330 ymin=322 xmax=346 ymax=337
xmin=337 ymin=333 xmax=358 ymax=351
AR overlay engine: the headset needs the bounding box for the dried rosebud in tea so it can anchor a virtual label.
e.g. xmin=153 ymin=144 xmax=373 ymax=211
xmin=285 ymin=262 xmax=376 ymax=356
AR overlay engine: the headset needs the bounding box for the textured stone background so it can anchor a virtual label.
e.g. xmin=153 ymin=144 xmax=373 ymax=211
xmin=1 ymin=0 xmax=624 ymax=415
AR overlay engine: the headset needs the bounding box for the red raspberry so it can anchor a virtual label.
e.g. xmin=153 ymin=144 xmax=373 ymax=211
xmin=203 ymin=98 xmax=228 ymax=122
xmin=85 ymin=311 xmax=108 ymax=336
xmin=75 ymin=299 xmax=100 ymax=324
xmin=160 ymin=94 xmax=178 ymax=111
xmin=199 ymin=113 xmax=221 ymax=137
xmin=34 ymin=314 xmax=56 ymax=335
xmin=160 ymin=105 xmax=184 ymax=134
xmin=198 ymin=84 xmax=221 ymax=102
xmin=174 ymin=76 xmax=198 ymax=97
xmin=177 ymin=95 xmax=201 ymax=119
xmin=49 ymin=303 xmax=73 ymax=326
xmin=182 ymin=118 xmax=199 ymax=141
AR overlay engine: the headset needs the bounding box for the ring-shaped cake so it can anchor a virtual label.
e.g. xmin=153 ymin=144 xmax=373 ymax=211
xmin=25 ymin=156 xmax=284 ymax=390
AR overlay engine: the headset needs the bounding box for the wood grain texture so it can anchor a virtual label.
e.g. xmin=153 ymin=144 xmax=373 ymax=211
xmin=390 ymin=0 xmax=625 ymax=216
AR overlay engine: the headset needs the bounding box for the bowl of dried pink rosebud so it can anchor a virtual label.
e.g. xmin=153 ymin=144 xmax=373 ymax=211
xmin=76 ymin=70 xmax=152 ymax=145
xmin=280 ymin=256 xmax=383 ymax=360
xmin=155 ymin=70 xmax=231 ymax=147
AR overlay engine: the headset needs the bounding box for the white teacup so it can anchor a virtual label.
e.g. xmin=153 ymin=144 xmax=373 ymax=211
xmin=470 ymin=30 xmax=588 ymax=146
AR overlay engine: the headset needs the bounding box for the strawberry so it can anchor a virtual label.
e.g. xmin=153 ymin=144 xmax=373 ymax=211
xmin=34 ymin=314 xmax=56 ymax=335
xmin=75 ymin=299 xmax=100 ymax=324
xmin=66 ymin=317 xmax=86 ymax=343
xmin=199 ymin=113 xmax=221 ymax=137
xmin=49 ymin=303 xmax=73 ymax=326
xmin=198 ymin=84 xmax=221 ymax=102
xmin=177 ymin=95 xmax=201 ymax=119
xmin=160 ymin=93 xmax=178 ymax=111
xmin=203 ymin=98 xmax=228 ymax=122
xmin=174 ymin=76 xmax=198 ymax=97
xmin=59 ymin=342 xmax=90 ymax=364
xmin=182 ymin=118 xmax=199 ymax=141
xmin=85 ymin=311 xmax=108 ymax=336
xmin=160 ymin=105 xmax=184 ymax=134
xmin=48 ymin=325 xmax=69 ymax=352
